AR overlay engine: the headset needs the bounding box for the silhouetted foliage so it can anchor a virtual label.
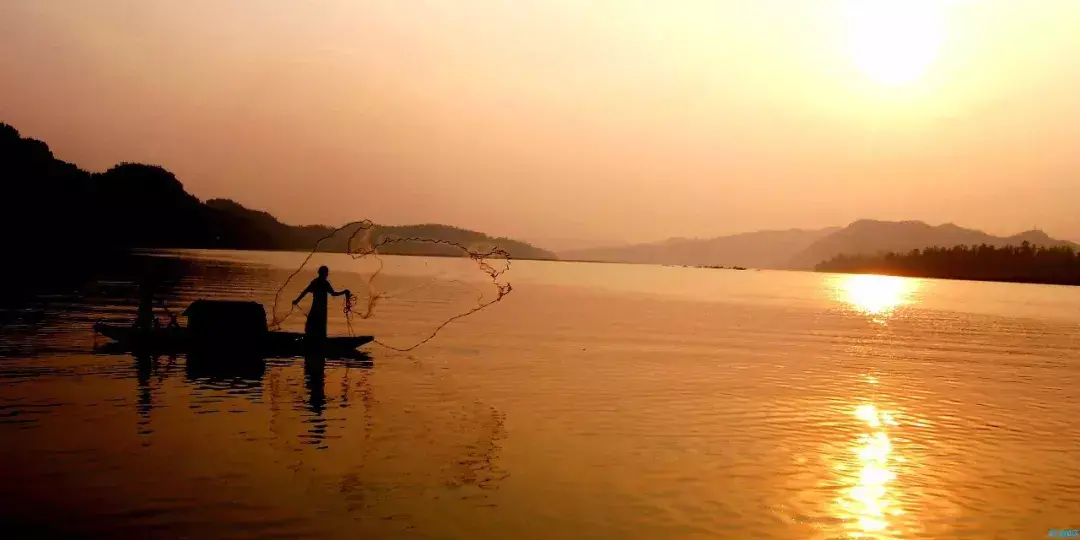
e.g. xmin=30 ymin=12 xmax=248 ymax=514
xmin=816 ymin=242 xmax=1080 ymax=286
xmin=1 ymin=124 xmax=91 ymax=254
xmin=0 ymin=122 xmax=556 ymax=262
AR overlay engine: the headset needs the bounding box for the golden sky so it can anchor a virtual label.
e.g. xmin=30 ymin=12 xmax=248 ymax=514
xmin=2 ymin=1 xmax=1079 ymax=244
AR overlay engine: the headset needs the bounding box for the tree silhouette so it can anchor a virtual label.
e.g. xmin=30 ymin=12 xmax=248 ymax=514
xmin=816 ymin=242 xmax=1080 ymax=285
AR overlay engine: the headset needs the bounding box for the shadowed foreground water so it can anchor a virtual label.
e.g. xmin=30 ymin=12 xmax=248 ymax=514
xmin=1 ymin=250 xmax=1078 ymax=539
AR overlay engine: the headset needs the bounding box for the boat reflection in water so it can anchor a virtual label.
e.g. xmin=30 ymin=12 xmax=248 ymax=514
xmin=185 ymin=353 xmax=268 ymax=386
xmin=299 ymin=353 xmax=373 ymax=448
xmin=101 ymin=342 xmax=372 ymax=449
xmin=833 ymin=274 xmax=919 ymax=324
xmin=132 ymin=354 xmax=176 ymax=438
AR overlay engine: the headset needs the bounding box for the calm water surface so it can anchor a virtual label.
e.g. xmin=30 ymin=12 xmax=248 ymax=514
xmin=1 ymin=250 xmax=1078 ymax=539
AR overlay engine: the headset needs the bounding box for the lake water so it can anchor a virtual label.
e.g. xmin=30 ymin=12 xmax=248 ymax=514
xmin=1 ymin=249 xmax=1078 ymax=539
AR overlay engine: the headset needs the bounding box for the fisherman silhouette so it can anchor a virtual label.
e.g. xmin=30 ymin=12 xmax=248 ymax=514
xmin=132 ymin=282 xmax=179 ymax=331
xmin=133 ymin=284 xmax=161 ymax=331
xmin=292 ymin=266 xmax=350 ymax=342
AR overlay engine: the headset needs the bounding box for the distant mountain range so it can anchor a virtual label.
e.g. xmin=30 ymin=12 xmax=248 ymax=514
xmin=787 ymin=219 xmax=1077 ymax=270
xmin=526 ymin=237 xmax=631 ymax=253
xmin=562 ymin=219 xmax=1078 ymax=269
xmin=0 ymin=122 xmax=555 ymax=261
xmin=560 ymin=228 xmax=839 ymax=268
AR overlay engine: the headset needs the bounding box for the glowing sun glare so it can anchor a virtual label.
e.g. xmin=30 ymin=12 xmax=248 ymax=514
xmin=846 ymin=0 xmax=947 ymax=86
xmin=836 ymin=274 xmax=917 ymax=322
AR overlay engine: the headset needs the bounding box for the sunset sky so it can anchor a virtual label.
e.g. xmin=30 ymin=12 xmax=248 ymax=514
xmin=3 ymin=1 xmax=1079 ymax=246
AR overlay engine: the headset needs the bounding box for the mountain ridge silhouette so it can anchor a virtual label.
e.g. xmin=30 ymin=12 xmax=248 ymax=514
xmin=0 ymin=122 xmax=555 ymax=261
xmin=562 ymin=219 xmax=1077 ymax=269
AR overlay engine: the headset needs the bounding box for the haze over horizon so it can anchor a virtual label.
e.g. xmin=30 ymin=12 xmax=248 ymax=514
xmin=4 ymin=0 xmax=1080 ymax=244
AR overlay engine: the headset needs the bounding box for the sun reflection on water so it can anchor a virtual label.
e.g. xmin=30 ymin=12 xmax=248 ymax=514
xmin=836 ymin=404 xmax=902 ymax=538
xmin=834 ymin=275 xmax=918 ymax=324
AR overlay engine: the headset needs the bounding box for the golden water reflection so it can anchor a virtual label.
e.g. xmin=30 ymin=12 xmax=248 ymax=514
xmin=834 ymin=275 xmax=918 ymax=323
xmin=836 ymin=404 xmax=902 ymax=538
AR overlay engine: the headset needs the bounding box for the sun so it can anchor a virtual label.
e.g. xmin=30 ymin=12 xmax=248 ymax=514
xmin=845 ymin=0 xmax=947 ymax=86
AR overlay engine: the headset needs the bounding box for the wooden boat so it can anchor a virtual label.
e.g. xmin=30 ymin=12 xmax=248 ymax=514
xmin=93 ymin=323 xmax=373 ymax=358
xmin=260 ymin=330 xmax=374 ymax=357
xmin=93 ymin=299 xmax=373 ymax=360
xmin=93 ymin=323 xmax=188 ymax=353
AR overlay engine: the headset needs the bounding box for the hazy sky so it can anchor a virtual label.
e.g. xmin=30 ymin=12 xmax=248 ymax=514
xmin=3 ymin=1 xmax=1079 ymax=245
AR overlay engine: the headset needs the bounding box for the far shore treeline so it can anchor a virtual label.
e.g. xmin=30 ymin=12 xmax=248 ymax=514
xmin=0 ymin=122 xmax=556 ymax=262
xmin=816 ymin=243 xmax=1080 ymax=286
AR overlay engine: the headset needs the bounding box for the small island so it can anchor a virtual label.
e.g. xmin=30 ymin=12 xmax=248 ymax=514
xmin=694 ymin=265 xmax=747 ymax=271
xmin=815 ymin=243 xmax=1080 ymax=286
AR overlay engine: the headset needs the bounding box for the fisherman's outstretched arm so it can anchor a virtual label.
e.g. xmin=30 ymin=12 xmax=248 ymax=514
xmin=330 ymin=286 xmax=351 ymax=297
xmin=293 ymin=284 xmax=313 ymax=304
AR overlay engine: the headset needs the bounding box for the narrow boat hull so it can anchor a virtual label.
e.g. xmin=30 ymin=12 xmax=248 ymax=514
xmin=93 ymin=323 xmax=188 ymax=353
xmin=93 ymin=323 xmax=374 ymax=359
xmin=262 ymin=331 xmax=375 ymax=358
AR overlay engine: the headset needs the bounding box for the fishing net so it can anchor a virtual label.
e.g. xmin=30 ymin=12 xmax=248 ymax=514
xmin=269 ymin=220 xmax=513 ymax=352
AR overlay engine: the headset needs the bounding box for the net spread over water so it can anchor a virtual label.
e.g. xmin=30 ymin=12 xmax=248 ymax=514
xmin=268 ymin=220 xmax=514 ymax=352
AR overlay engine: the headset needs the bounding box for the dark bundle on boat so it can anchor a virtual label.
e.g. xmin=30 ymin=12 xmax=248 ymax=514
xmin=183 ymin=300 xmax=268 ymax=358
